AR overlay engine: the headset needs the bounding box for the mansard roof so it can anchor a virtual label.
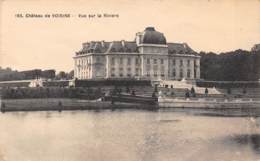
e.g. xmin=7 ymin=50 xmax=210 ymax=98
xmin=168 ymin=43 xmax=195 ymax=55
xmin=106 ymin=41 xmax=138 ymax=53
xmin=81 ymin=41 xmax=110 ymax=53
xmin=75 ymin=27 xmax=198 ymax=56
xmin=77 ymin=41 xmax=138 ymax=55
xmin=76 ymin=41 xmax=197 ymax=55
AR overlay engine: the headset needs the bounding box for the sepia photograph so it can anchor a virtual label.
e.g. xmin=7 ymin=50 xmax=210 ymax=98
xmin=0 ymin=0 xmax=260 ymax=160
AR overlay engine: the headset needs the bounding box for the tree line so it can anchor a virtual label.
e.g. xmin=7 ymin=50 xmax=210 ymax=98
xmin=0 ymin=67 xmax=74 ymax=81
xmin=199 ymin=49 xmax=260 ymax=81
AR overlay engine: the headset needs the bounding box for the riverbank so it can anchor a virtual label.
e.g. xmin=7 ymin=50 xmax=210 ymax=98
xmin=1 ymin=97 xmax=260 ymax=112
xmin=158 ymin=97 xmax=260 ymax=109
xmin=0 ymin=98 xmax=158 ymax=112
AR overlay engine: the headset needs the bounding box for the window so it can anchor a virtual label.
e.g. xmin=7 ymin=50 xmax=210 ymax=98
xmin=161 ymin=66 xmax=164 ymax=72
xmin=146 ymin=71 xmax=150 ymax=77
xmin=111 ymin=73 xmax=115 ymax=77
xmin=154 ymin=71 xmax=158 ymax=77
xmin=120 ymin=57 xmax=123 ymax=65
xmin=187 ymin=60 xmax=190 ymax=67
xmin=172 ymin=59 xmax=176 ymax=66
xmin=161 ymin=72 xmax=165 ymax=77
xmin=127 ymin=58 xmax=131 ymax=65
xmin=135 ymin=58 xmax=139 ymax=65
xmin=147 ymin=58 xmax=150 ymax=64
xmin=111 ymin=68 xmax=115 ymax=72
xmin=160 ymin=59 xmax=164 ymax=64
xmin=153 ymin=59 xmax=157 ymax=64
xmin=135 ymin=68 xmax=139 ymax=76
xmin=127 ymin=74 xmax=131 ymax=77
xmin=187 ymin=69 xmax=191 ymax=78
xmin=194 ymin=69 xmax=197 ymax=78
xmin=172 ymin=69 xmax=176 ymax=77
xmin=119 ymin=68 xmax=123 ymax=77
xmin=127 ymin=68 xmax=131 ymax=72
xmin=180 ymin=60 xmax=183 ymax=67
xmin=96 ymin=57 xmax=100 ymax=62
xmin=180 ymin=69 xmax=183 ymax=78
xmin=111 ymin=57 xmax=115 ymax=65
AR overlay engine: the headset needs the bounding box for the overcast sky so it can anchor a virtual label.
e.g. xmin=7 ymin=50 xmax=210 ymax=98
xmin=1 ymin=0 xmax=260 ymax=72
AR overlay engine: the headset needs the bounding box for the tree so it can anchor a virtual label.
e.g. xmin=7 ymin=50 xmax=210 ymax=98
xmin=56 ymin=71 xmax=66 ymax=80
xmin=42 ymin=70 xmax=55 ymax=79
xmin=68 ymin=70 xmax=74 ymax=79
xmin=199 ymin=50 xmax=259 ymax=81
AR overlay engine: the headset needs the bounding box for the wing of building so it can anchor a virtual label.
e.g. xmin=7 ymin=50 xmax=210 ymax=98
xmin=73 ymin=27 xmax=200 ymax=80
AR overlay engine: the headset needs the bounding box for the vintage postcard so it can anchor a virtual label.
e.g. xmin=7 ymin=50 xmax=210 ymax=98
xmin=0 ymin=0 xmax=260 ymax=161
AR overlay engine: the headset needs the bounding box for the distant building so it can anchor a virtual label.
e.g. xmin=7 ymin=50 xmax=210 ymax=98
xmin=20 ymin=69 xmax=56 ymax=80
xmin=73 ymin=27 xmax=200 ymax=80
xmin=251 ymin=44 xmax=260 ymax=52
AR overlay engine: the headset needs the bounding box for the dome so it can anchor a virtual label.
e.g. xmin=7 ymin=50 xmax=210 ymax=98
xmin=139 ymin=27 xmax=167 ymax=45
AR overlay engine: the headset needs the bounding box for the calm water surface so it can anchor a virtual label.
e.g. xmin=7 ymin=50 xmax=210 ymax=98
xmin=0 ymin=109 xmax=260 ymax=161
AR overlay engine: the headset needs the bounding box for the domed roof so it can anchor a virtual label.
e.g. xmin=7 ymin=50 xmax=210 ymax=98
xmin=140 ymin=27 xmax=167 ymax=45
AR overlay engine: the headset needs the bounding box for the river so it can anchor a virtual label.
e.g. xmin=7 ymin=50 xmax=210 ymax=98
xmin=0 ymin=109 xmax=259 ymax=161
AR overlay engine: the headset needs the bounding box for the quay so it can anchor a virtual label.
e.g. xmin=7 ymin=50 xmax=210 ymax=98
xmin=158 ymin=97 xmax=260 ymax=109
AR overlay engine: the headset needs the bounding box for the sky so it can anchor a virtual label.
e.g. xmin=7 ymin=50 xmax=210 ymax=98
xmin=0 ymin=0 xmax=260 ymax=72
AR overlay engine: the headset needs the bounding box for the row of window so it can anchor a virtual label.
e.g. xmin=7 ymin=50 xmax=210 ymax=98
xmin=77 ymin=57 xmax=199 ymax=67
xmin=111 ymin=73 xmax=139 ymax=77
xmin=111 ymin=67 xmax=140 ymax=73
xmin=145 ymin=73 xmax=165 ymax=77
xmin=171 ymin=59 xmax=199 ymax=67
xmin=171 ymin=68 xmax=198 ymax=78
xmin=146 ymin=58 xmax=164 ymax=65
xmin=76 ymin=58 xmax=91 ymax=66
xmin=77 ymin=71 xmax=90 ymax=79
xmin=146 ymin=58 xmax=199 ymax=67
xmin=111 ymin=57 xmax=141 ymax=66
xmin=145 ymin=68 xmax=196 ymax=78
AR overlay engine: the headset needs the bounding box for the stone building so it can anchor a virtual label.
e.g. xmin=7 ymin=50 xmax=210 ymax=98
xmin=73 ymin=27 xmax=200 ymax=81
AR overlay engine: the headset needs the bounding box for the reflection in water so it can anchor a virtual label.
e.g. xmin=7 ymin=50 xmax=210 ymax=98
xmin=0 ymin=109 xmax=259 ymax=161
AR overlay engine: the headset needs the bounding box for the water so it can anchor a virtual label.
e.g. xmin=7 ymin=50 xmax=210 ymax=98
xmin=0 ymin=109 xmax=259 ymax=161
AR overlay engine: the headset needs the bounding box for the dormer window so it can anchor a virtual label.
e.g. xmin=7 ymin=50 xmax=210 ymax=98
xmin=111 ymin=48 xmax=116 ymax=52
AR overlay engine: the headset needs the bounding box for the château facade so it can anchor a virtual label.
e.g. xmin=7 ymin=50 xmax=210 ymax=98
xmin=73 ymin=27 xmax=200 ymax=80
